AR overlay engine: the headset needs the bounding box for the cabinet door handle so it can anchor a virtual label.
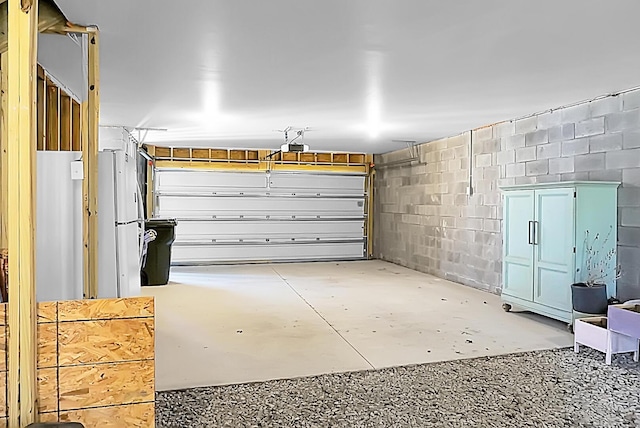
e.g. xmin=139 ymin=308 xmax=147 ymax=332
xmin=528 ymin=221 xmax=534 ymax=245
xmin=533 ymin=221 xmax=539 ymax=245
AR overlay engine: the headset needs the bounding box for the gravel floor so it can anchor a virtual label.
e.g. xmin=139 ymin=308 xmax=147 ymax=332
xmin=156 ymin=348 xmax=640 ymax=428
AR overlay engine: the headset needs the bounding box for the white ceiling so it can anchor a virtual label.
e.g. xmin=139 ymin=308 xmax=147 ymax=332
xmin=46 ymin=0 xmax=640 ymax=154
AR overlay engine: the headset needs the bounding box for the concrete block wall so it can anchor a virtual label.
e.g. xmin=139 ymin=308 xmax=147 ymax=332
xmin=374 ymin=88 xmax=640 ymax=300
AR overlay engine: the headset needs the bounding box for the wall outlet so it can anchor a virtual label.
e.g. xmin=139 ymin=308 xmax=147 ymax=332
xmin=70 ymin=160 xmax=84 ymax=180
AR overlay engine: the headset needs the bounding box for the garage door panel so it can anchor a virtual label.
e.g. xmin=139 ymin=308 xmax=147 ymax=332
xmin=172 ymin=242 xmax=365 ymax=264
xmin=157 ymin=170 xmax=267 ymax=193
xmin=157 ymin=196 xmax=365 ymax=218
xmin=269 ymin=173 xmax=365 ymax=195
xmin=175 ymin=220 xmax=364 ymax=241
xmin=155 ymin=168 xmax=368 ymax=264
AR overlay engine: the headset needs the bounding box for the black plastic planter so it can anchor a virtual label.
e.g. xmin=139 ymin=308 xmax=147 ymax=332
xmin=571 ymin=283 xmax=608 ymax=314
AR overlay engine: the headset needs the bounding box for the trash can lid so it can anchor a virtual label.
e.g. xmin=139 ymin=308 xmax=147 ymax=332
xmin=145 ymin=218 xmax=177 ymax=228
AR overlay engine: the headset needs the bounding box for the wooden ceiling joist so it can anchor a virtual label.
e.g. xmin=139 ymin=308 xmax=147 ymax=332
xmin=0 ymin=0 xmax=96 ymax=54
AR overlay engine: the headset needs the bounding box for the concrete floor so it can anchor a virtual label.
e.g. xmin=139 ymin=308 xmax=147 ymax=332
xmin=143 ymin=260 xmax=573 ymax=392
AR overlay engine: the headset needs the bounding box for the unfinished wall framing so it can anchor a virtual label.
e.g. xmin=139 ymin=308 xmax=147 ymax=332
xmin=36 ymin=64 xmax=82 ymax=153
xmin=0 ymin=296 xmax=155 ymax=427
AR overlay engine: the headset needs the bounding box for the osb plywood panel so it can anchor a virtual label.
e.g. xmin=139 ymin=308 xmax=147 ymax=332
xmin=0 ymin=417 xmax=5 ymax=427
xmin=0 ymin=372 xmax=5 ymax=418
xmin=38 ymin=323 xmax=57 ymax=368
xmin=38 ymin=368 xmax=58 ymax=414
xmin=0 ymin=305 xmax=5 ymax=326
xmin=38 ymin=301 xmax=57 ymax=323
xmin=59 ymin=361 xmax=154 ymax=411
xmin=58 ymin=297 xmax=154 ymax=322
xmin=40 ymin=412 xmax=59 ymax=422
xmin=59 ymin=402 xmax=154 ymax=428
xmin=58 ymin=319 xmax=154 ymax=366
xmin=0 ymin=329 xmax=5 ymax=372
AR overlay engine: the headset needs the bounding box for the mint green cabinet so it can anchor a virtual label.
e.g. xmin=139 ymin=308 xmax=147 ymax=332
xmin=500 ymin=182 xmax=619 ymax=323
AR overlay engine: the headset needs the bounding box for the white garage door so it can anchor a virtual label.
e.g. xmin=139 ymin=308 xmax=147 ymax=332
xmin=154 ymin=169 xmax=368 ymax=264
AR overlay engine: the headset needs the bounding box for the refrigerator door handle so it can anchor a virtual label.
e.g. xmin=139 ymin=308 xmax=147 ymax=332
xmin=136 ymin=183 xmax=146 ymax=262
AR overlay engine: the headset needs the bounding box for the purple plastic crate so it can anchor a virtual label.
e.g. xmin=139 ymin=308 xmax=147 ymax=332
xmin=607 ymin=304 xmax=640 ymax=339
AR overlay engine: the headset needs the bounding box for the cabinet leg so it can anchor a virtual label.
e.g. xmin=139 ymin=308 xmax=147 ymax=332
xmin=502 ymin=303 xmax=512 ymax=312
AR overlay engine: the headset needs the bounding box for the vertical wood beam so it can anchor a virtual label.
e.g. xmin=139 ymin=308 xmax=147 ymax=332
xmin=366 ymin=156 xmax=375 ymax=259
xmin=36 ymin=67 xmax=45 ymax=151
xmin=7 ymin=0 xmax=39 ymax=425
xmin=60 ymin=93 xmax=71 ymax=151
xmin=71 ymin=100 xmax=81 ymax=151
xmin=81 ymin=101 xmax=89 ymax=299
xmin=0 ymin=54 xmax=8 ymax=304
xmin=45 ymin=80 xmax=59 ymax=151
xmin=145 ymin=145 xmax=155 ymax=219
xmin=85 ymin=29 xmax=99 ymax=299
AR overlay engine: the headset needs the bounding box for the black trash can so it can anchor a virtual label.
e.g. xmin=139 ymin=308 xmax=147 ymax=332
xmin=142 ymin=218 xmax=177 ymax=286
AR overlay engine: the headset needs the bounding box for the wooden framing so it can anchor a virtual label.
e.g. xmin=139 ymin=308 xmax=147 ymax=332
xmin=59 ymin=93 xmax=71 ymax=151
xmin=0 ymin=54 xmax=8 ymax=304
xmin=45 ymin=79 xmax=59 ymax=151
xmin=81 ymin=101 xmax=90 ymax=299
xmin=85 ymin=29 xmax=100 ymax=299
xmin=365 ymin=157 xmax=375 ymax=259
xmin=36 ymin=68 xmax=44 ymax=151
xmin=71 ymin=101 xmax=80 ymax=151
xmin=149 ymin=145 xmax=372 ymax=175
xmin=145 ymin=145 xmax=155 ymax=219
xmin=6 ymin=0 xmax=39 ymax=425
xmin=35 ymin=66 xmax=81 ymax=152
xmin=0 ymin=0 xmax=67 ymax=54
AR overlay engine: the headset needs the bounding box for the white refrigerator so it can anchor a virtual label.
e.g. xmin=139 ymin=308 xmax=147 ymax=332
xmin=98 ymin=138 xmax=144 ymax=298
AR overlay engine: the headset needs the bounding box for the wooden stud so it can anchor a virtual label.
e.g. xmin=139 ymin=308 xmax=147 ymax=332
xmin=35 ymin=73 xmax=44 ymax=151
xmin=0 ymin=54 xmax=8 ymax=304
xmin=145 ymin=145 xmax=155 ymax=219
xmin=45 ymin=80 xmax=59 ymax=151
xmin=7 ymin=0 xmax=39 ymax=425
xmin=86 ymin=29 xmax=100 ymax=299
xmin=80 ymin=102 xmax=90 ymax=300
xmin=366 ymin=165 xmax=375 ymax=259
xmin=59 ymin=93 xmax=71 ymax=151
xmin=71 ymin=100 xmax=80 ymax=151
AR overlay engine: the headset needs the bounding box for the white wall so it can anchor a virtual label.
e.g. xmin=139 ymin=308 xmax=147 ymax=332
xmin=36 ymin=152 xmax=84 ymax=302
